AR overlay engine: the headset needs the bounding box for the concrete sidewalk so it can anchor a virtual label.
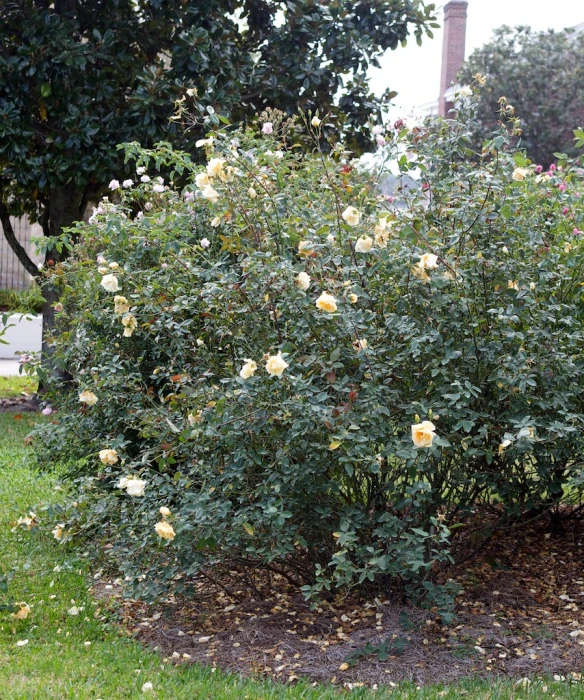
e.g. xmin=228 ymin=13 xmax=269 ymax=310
xmin=0 ymin=360 xmax=22 ymax=376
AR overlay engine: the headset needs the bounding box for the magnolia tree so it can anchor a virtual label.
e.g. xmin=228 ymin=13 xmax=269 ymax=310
xmin=31 ymin=93 xmax=584 ymax=617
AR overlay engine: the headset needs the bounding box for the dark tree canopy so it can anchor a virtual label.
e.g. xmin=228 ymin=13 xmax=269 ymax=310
xmin=459 ymin=26 xmax=584 ymax=168
xmin=0 ymin=0 xmax=437 ymax=277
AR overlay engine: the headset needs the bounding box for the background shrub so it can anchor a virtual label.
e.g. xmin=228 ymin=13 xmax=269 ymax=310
xmin=36 ymin=96 xmax=584 ymax=617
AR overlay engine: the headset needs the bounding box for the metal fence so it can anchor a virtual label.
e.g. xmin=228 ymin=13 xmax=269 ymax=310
xmin=0 ymin=216 xmax=44 ymax=291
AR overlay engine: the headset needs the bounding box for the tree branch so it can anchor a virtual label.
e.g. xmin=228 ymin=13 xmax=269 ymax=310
xmin=0 ymin=201 xmax=40 ymax=278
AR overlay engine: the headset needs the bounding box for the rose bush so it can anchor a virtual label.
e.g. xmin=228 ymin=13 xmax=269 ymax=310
xmin=34 ymin=96 xmax=584 ymax=617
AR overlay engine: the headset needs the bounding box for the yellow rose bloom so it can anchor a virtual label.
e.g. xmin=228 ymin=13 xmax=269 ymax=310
xmin=265 ymin=352 xmax=289 ymax=377
xmin=355 ymin=236 xmax=373 ymax=253
xmin=155 ymin=520 xmax=176 ymax=541
xmin=239 ymin=359 xmax=258 ymax=379
xmin=78 ymin=390 xmax=98 ymax=406
xmin=418 ymin=253 xmax=438 ymax=270
xmin=411 ymin=420 xmax=436 ymax=448
xmin=341 ymin=206 xmax=360 ymax=226
xmin=121 ymin=314 xmax=138 ymax=337
xmin=113 ymin=295 xmax=130 ymax=314
xmin=315 ymin=291 xmax=337 ymax=313
xmin=99 ymin=448 xmax=118 ymax=465
xmin=296 ymin=271 xmax=311 ymax=290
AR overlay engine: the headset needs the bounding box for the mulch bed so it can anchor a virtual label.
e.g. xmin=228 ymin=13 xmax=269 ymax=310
xmin=93 ymin=517 xmax=584 ymax=688
xmin=0 ymin=395 xmax=40 ymax=413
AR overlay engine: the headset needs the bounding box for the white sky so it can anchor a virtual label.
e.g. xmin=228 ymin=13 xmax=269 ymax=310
xmin=369 ymin=0 xmax=584 ymax=118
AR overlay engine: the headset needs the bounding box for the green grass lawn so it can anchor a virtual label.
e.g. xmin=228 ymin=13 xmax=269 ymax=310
xmin=0 ymin=374 xmax=38 ymax=399
xmin=0 ymin=411 xmax=581 ymax=699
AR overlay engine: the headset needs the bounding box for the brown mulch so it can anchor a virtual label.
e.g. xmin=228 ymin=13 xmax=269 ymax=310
xmin=0 ymin=395 xmax=40 ymax=413
xmin=93 ymin=518 xmax=584 ymax=687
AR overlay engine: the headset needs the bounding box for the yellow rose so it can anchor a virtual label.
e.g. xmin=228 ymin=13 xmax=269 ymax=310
xmin=12 ymin=603 xmax=30 ymax=620
xmin=239 ymin=359 xmax=258 ymax=379
xmin=206 ymin=157 xmax=226 ymax=178
xmin=248 ymin=187 xmax=257 ymax=199
xmin=342 ymin=206 xmax=360 ymax=226
xmin=298 ymin=240 xmax=313 ymax=256
xmin=507 ymin=280 xmax=519 ymax=291
xmin=52 ymin=524 xmax=64 ymax=540
xmin=121 ymin=314 xmax=138 ymax=337
xmin=100 ymin=274 xmax=120 ymax=293
xmin=418 ymin=253 xmax=438 ymax=270
xmin=113 ymin=295 xmax=130 ymax=314
xmin=265 ymin=352 xmax=289 ymax=377
xmin=411 ymin=420 xmax=436 ymax=448
xmin=512 ymin=167 xmax=530 ymax=181
xmin=195 ymin=172 xmax=211 ymax=188
xmin=117 ymin=476 xmax=146 ymax=496
xmin=315 ymin=291 xmax=337 ymax=313
xmin=78 ymin=390 xmax=98 ymax=406
xmin=352 ymin=338 xmax=368 ymax=351
xmin=311 ymin=116 xmax=321 ymax=127
xmin=349 ymin=293 xmax=358 ymax=303
xmin=211 ymin=216 xmax=221 ymax=227
xmin=155 ymin=520 xmax=176 ymax=540
xmin=355 ymin=236 xmax=373 ymax=253
xmin=99 ymin=448 xmax=118 ymax=465
xmin=187 ymin=411 xmax=203 ymax=425
xmin=201 ymin=185 xmax=219 ymax=203
xmin=296 ymin=271 xmax=311 ymax=290
xmin=97 ymin=266 xmax=108 ymax=275
xmin=159 ymin=506 xmax=171 ymax=518
xmin=17 ymin=513 xmax=36 ymax=530
xmin=218 ymin=165 xmax=234 ymax=183
xmin=374 ymin=230 xmax=389 ymax=248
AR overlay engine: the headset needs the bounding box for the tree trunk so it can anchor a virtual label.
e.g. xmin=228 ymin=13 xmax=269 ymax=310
xmin=39 ymin=185 xmax=84 ymax=390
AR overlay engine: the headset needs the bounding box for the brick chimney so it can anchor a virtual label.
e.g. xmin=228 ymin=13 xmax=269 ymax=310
xmin=438 ymin=0 xmax=468 ymax=117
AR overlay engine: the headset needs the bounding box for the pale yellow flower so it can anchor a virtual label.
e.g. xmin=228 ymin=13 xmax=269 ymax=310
xmin=239 ymin=359 xmax=258 ymax=379
xmin=248 ymin=187 xmax=257 ymax=199
xmin=52 ymin=524 xmax=64 ymax=540
xmin=155 ymin=520 xmax=176 ymax=541
xmin=100 ymin=274 xmax=120 ymax=293
xmin=113 ymin=295 xmax=130 ymax=314
xmin=411 ymin=420 xmax=436 ymax=448
xmin=507 ymin=280 xmax=519 ymax=291
xmin=206 ymin=157 xmax=226 ymax=178
xmin=529 ymin=282 xmax=536 ymax=291
xmin=187 ymin=411 xmax=203 ymax=425
xmin=349 ymin=293 xmax=358 ymax=303
xmin=218 ymin=165 xmax=234 ymax=183
xmin=201 ymin=185 xmax=219 ymax=203
xmin=121 ymin=314 xmax=138 ymax=337
xmin=159 ymin=506 xmax=171 ymax=518
xmin=195 ymin=137 xmax=214 ymax=148
xmin=12 ymin=603 xmax=30 ymax=620
xmin=265 ymin=352 xmax=289 ymax=377
xmin=195 ymin=172 xmax=211 ymax=188
xmin=99 ymin=448 xmax=118 ymax=465
xmin=78 ymin=390 xmax=98 ymax=406
xmin=418 ymin=253 xmax=438 ymax=270
xmin=512 ymin=167 xmax=530 ymax=181
xmin=210 ymin=216 xmax=221 ymax=227
xmin=315 ymin=291 xmax=337 ymax=313
xmin=296 ymin=271 xmax=311 ymax=290
xmin=352 ymin=338 xmax=368 ymax=352
xmin=97 ymin=266 xmax=108 ymax=275
xmin=311 ymin=116 xmax=321 ymax=127
xmin=374 ymin=230 xmax=389 ymax=248
xmin=17 ymin=513 xmax=36 ymax=530
xmin=412 ymin=266 xmax=430 ymax=283
xmin=342 ymin=206 xmax=360 ymax=227
xmin=117 ymin=476 xmax=146 ymax=497
xmin=498 ymin=439 xmax=511 ymax=455
xmin=355 ymin=236 xmax=373 ymax=253
xmin=298 ymin=240 xmax=313 ymax=256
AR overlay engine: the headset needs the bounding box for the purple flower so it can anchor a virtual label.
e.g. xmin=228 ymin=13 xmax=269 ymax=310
xmin=42 ymin=406 xmax=53 ymax=416
xmin=535 ymin=165 xmax=543 ymax=173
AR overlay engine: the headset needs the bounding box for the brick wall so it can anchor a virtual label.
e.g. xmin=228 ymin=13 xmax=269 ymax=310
xmin=439 ymin=0 xmax=468 ymax=117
